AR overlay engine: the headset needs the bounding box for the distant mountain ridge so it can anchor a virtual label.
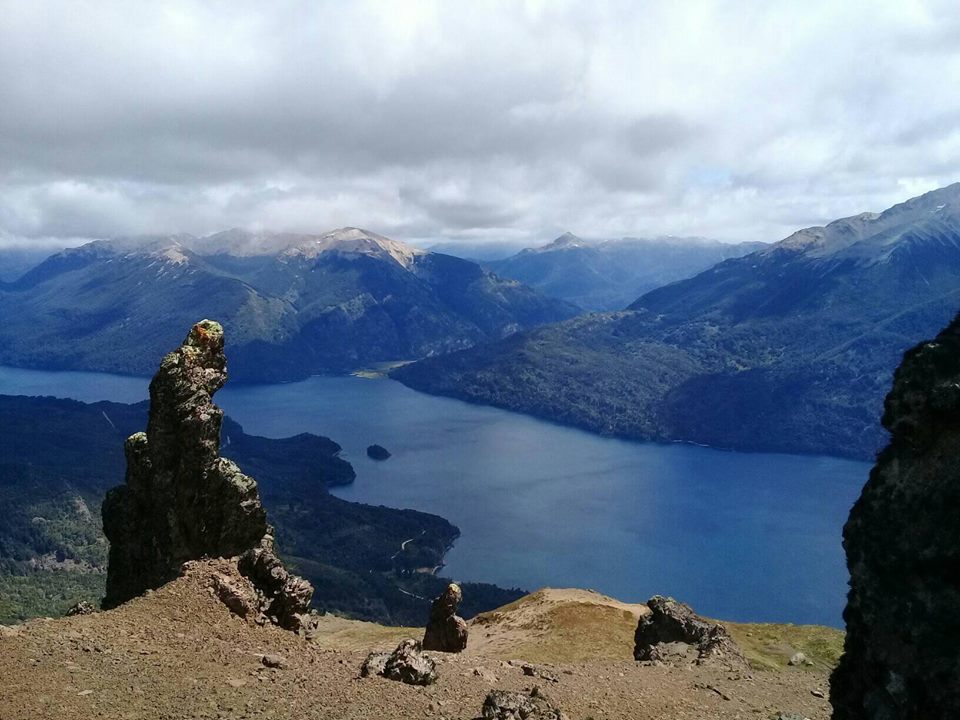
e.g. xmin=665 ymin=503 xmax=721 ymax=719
xmin=394 ymin=183 xmax=960 ymax=459
xmin=488 ymin=233 xmax=763 ymax=311
xmin=0 ymin=227 xmax=577 ymax=381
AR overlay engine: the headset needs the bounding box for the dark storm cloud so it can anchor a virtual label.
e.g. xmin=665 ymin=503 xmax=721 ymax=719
xmin=1 ymin=0 xmax=958 ymax=247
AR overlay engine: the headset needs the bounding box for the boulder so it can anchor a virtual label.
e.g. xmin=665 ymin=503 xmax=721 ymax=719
xmin=830 ymin=316 xmax=960 ymax=719
xmin=422 ymin=582 xmax=468 ymax=652
xmin=634 ymin=595 xmax=746 ymax=667
xmin=481 ymin=688 xmax=568 ymax=720
xmin=361 ymin=639 xmax=437 ymax=686
xmin=101 ymin=320 xmax=313 ymax=631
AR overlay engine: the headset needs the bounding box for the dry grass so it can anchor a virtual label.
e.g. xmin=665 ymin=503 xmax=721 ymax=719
xmin=725 ymin=621 xmax=845 ymax=670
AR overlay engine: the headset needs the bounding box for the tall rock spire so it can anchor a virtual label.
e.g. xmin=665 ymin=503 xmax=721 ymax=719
xmin=102 ymin=320 xmax=312 ymax=630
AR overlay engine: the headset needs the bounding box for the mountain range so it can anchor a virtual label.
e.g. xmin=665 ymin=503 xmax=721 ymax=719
xmin=488 ymin=233 xmax=763 ymax=311
xmin=393 ymin=183 xmax=960 ymax=459
xmin=0 ymin=228 xmax=577 ymax=382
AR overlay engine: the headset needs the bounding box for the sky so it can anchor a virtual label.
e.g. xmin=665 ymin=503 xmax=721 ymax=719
xmin=1 ymin=0 xmax=959 ymax=249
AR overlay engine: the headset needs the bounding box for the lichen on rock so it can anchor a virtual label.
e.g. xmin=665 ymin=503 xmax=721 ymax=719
xmin=102 ymin=320 xmax=313 ymax=631
xmin=830 ymin=315 xmax=960 ymax=719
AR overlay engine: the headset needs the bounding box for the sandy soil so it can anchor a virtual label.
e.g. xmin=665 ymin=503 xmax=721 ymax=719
xmin=0 ymin=560 xmax=833 ymax=720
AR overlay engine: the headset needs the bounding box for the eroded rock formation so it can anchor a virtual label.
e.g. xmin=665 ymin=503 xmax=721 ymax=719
xmin=830 ymin=316 xmax=960 ymax=719
xmin=634 ymin=595 xmax=746 ymax=667
xmin=422 ymin=582 xmax=468 ymax=652
xmin=102 ymin=320 xmax=313 ymax=630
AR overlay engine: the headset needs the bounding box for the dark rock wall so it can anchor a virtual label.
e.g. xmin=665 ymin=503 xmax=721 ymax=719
xmin=831 ymin=314 xmax=960 ymax=719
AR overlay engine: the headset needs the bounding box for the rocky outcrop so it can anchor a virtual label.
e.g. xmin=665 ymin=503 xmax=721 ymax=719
xmin=101 ymin=320 xmax=313 ymax=630
xmin=481 ymin=688 xmax=568 ymax=720
xmin=360 ymin=639 xmax=438 ymax=686
xmin=830 ymin=316 xmax=960 ymax=719
xmin=237 ymin=543 xmax=314 ymax=628
xmin=422 ymin=582 xmax=468 ymax=652
xmin=634 ymin=595 xmax=746 ymax=667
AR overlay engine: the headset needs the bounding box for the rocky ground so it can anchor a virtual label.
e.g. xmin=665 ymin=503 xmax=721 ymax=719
xmin=1 ymin=560 xmax=835 ymax=720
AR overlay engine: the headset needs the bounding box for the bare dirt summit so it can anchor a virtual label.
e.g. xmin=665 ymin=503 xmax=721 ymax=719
xmin=1 ymin=560 xmax=839 ymax=720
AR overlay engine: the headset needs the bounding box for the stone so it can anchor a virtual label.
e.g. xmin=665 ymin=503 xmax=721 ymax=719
xmin=521 ymin=663 xmax=559 ymax=683
xmin=634 ymin=595 xmax=746 ymax=667
xmin=65 ymin=601 xmax=95 ymax=616
xmin=422 ymin=582 xmax=468 ymax=653
xmin=472 ymin=666 xmax=498 ymax=683
xmin=209 ymin=573 xmax=252 ymax=618
xmin=830 ymin=316 xmax=960 ymax=720
xmin=359 ymin=652 xmax=390 ymax=678
xmin=788 ymin=652 xmax=807 ymax=666
xmin=0 ymin=625 xmax=20 ymax=638
xmin=480 ymin=688 xmax=568 ymax=720
xmin=101 ymin=320 xmax=313 ymax=631
xmin=366 ymin=444 xmax=391 ymax=461
xmin=361 ymin=639 xmax=437 ymax=686
xmin=261 ymin=654 xmax=285 ymax=669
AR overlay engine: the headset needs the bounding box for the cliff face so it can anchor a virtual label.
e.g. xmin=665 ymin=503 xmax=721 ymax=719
xmin=102 ymin=320 xmax=312 ymax=628
xmin=831 ymin=314 xmax=960 ymax=719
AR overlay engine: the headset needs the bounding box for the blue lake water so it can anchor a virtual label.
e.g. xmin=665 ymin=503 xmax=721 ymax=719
xmin=0 ymin=364 xmax=869 ymax=627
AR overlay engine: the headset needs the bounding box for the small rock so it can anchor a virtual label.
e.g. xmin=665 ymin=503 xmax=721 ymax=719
xmin=788 ymin=652 xmax=807 ymax=666
xmin=261 ymin=654 xmax=286 ymax=669
xmin=521 ymin=663 xmax=559 ymax=683
xmin=66 ymin=601 xmax=96 ymax=617
xmin=77 ymin=690 xmax=93 ymax=697
xmin=210 ymin=574 xmax=251 ymax=618
xmin=811 ymin=689 xmax=825 ymax=698
xmin=360 ymin=652 xmax=390 ymax=678
xmin=472 ymin=667 xmax=498 ymax=683
xmin=226 ymin=678 xmax=246 ymax=689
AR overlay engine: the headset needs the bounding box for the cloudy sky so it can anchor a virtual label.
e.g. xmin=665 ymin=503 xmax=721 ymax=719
xmin=1 ymin=0 xmax=959 ymax=249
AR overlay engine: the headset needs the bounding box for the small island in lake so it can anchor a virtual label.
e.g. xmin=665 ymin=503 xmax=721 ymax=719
xmin=367 ymin=444 xmax=391 ymax=461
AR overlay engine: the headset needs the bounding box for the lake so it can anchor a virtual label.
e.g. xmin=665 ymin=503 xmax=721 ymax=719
xmin=0 ymin=364 xmax=869 ymax=627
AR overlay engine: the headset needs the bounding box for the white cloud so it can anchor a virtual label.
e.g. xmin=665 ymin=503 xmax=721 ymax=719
xmin=0 ymin=0 xmax=958 ymax=246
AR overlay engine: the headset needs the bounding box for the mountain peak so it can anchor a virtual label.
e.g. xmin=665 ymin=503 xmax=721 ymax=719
xmin=768 ymin=182 xmax=960 ymax=261
xmin=284 ymin=227 xmax=426 ymax=268
xmin=531 ymin=232 xmax=587 ymax=253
